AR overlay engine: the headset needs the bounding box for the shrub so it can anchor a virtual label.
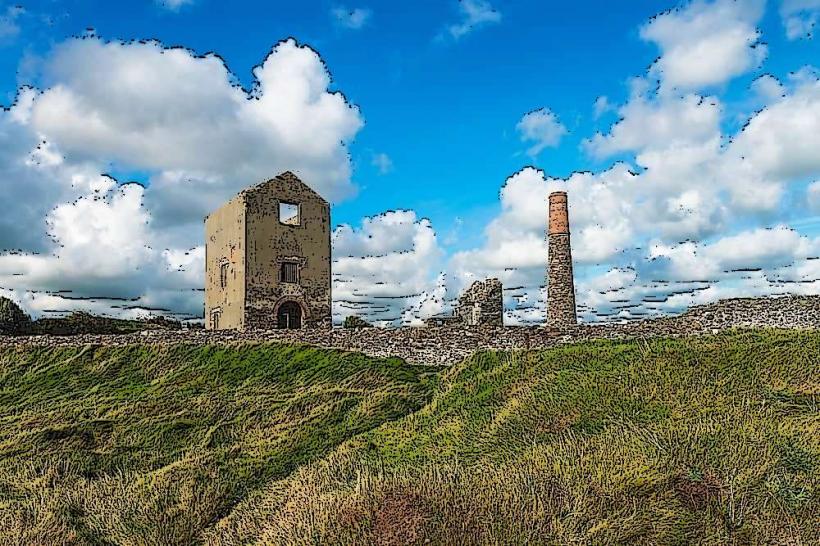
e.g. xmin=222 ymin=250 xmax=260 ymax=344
xmin=31 ymin=312 xmax=186 ymax=336
xmin=343 ymin=315 xmax=373 ymax=329
xmin=144 ymin=316 xmax=183 ymax=330
xmin=0 ymin=297 xmax=32 ymax=335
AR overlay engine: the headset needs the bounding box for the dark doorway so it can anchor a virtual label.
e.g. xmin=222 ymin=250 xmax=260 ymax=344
xmin=277 ymin=301 xmax=302 ymax=329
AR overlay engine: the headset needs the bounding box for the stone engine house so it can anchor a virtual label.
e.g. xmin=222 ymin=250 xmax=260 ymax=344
xmin=205 ymin=172 xmax=331 ymax=331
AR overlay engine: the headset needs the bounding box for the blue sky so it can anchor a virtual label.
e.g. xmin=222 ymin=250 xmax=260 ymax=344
xmin=5 ymin=0 xmax=808 ymax=244
xmin=1 ymin=0 xmax=819 ymax=324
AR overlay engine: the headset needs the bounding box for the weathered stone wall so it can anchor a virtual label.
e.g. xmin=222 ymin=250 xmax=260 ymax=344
xmin=204 ymin=193 xmax=246 ymax=330
xmin=204 ymin=172 xmax=332 ymax=331
xmin=456 ymin=278 xmax=503 ymax=326
xmin=243 ymin=172 xmax=332 ymax=330
xmin=3 ymin=296 xmax=818 ymax=366
xmin=547 ymin=192 xmax=577 ymax=327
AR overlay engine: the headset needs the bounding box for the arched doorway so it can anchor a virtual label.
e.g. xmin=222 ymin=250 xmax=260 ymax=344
xmin=277 ymin=301 xmax=302 ymax=329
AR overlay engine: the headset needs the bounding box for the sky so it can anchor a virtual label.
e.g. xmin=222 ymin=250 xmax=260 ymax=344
xmin=0 ymin=0 xmax=819 ymax=325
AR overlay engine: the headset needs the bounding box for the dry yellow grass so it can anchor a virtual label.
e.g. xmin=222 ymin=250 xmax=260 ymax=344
xmin=1 ymin=331 xmax=817 ymax=544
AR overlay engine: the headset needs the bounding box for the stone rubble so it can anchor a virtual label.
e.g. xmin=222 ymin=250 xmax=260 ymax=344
xmin=1 ymin=295 xmax=818 ymax=366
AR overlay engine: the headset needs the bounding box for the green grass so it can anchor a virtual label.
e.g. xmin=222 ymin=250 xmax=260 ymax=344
xmin=0 ymin=331 xmax=817 ymax=544
xmin=0 ymin=343 xmax=439 ymax=544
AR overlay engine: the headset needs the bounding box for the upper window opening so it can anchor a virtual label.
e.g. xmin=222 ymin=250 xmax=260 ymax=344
xmin=279 ymin=202 xmax=300 ymax=226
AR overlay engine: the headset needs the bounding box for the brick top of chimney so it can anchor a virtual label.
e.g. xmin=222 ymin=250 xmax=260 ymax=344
xmin=548 ymin=191 xmax=569 ymax=235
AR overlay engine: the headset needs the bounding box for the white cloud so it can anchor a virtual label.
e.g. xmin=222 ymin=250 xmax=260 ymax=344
xmin=371 ymin=152 xmax=393 ymax=175
xmin=0 ymin=172 xmax=205 ymax=318
xmin=0 ymin=37 xmax=363 ymax=320
xmin=516 ymin=108 xmax=567 ymax=156
xmin=0 ymin=5 xmax=23 ymax=42
xmin=456 ymin=69 xmax=820 ymax=323
xmin=29 ymin=37 xmax=363 ymax=247
xmin=584 ymin=92 xmax=722 ymax=159
xmin=726 ymin=76 xmax=820 ymax=182
xmin=780 ymin=0 xmax=820 ymax=39
xmin=332 ymin=211 xmax=445 ymax=326
xmin=593 ymin=96 xmax=615 ymax=119
xmin=649 ymin=226 xmax=815 ymax=281
xmin=447 ymin=0 xmax=501 ymax=39
xmin=156 ymin=0 xmax=194 ymax=12
xmin=331 ymin=6 xmax=372 ymax=29
xmin=4 ymin=4 xmax=820 ymax=327
xmin=751 ymin=74 xmax=787 ymax=102
xmin=640 ymin=0 xmax=766 ymax=92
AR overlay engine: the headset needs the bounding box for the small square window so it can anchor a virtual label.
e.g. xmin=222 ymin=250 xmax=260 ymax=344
xmin=280 ymin=262 xmax=299 ymax=284
xmin=279 ymin=202 xmax=300 ymax=226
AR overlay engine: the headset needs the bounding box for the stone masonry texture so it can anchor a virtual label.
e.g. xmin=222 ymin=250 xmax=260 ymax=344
xmin=548 ymin=192 xmax=577 ymax=327
xmin=456 ymin=278 xmax=504 ymax=326
xmin=4 ymin=295 xmax=819 ymax=366
xmin=204 ymin=172 xmax=331 ymax=331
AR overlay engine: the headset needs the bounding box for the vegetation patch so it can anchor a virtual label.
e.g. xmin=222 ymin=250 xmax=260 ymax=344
xmin=0 ymin=343 xmax=438 ymax=544
xmin=0 ymin=330 xmax=817 ymax=544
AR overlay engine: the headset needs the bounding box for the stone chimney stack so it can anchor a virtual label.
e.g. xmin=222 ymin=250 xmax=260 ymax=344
xmin=547 ymin=191 xmax=577 ymax=327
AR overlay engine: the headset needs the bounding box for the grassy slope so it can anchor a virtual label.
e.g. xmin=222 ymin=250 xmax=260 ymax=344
xmin=0 ymin=344 xmax=439 ymax=545
xmin=213 ymin=331 xmax=818 ymax=545
xmin=0 ymin=332 xmax=817 ymax=545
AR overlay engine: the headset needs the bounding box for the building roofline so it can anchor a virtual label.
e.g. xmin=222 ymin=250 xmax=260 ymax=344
xmin=242 ymin=171 xmax=329 ymax=205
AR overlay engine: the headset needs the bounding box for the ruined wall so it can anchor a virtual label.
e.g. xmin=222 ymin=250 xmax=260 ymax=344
xmin=10 ymin=296 xmax=819 ymax=366
xmin=204 ymin=194 xmax=246 ymax=330
xmin=243 ymin=172 xmax=332 ymax=329
xmin=547 ymin=192 xmax=577 ymax=328
xmin=456 ymin=278 xmax=503 ymax=327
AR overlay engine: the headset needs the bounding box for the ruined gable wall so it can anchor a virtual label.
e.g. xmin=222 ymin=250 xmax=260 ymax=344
xmin=244 ymin=175 xmax=331 ymax=329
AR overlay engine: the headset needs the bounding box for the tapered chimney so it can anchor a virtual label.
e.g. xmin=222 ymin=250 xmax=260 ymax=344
xmin=547 ymin=191 xmax=577 ymax=327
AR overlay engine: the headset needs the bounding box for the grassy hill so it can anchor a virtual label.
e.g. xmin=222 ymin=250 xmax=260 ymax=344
xmin=0 ymin=331 xmax=817 ymax=545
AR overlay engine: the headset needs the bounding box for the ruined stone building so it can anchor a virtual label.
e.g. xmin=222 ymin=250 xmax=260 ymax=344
xmin=547 ymin=191 xmax=577 ymax=327
xmin=425 ymin=278 xmax=504 ymax=327
xmin=205 ymin=172 xmax=331 ymax=331
xmin=456 ymin=278 xmax=504 ymax=326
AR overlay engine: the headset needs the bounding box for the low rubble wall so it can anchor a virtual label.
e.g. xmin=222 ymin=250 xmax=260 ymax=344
xmin=2 ymin=295 xmax=818 ymax=365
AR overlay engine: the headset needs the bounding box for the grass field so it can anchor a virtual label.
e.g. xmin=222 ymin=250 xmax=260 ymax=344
xmin=0 ymin=331 xmax=817 ymax=544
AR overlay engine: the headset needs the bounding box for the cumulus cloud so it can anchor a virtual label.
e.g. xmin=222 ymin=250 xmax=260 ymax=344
xmin=649 ymin=226 xmax=816 ymax=281
xmin=516 ymin=108 xmax=567 ymax=156
xmin=454 ymin=67 xmax=820 ymax=323
xmin=584 ymin=92 xmax=721 ymax=159
xmin=29 ymin=37 xmax=363 ymax=248
xmin=446 ymin=0 xmax=501 ymax=39
xmin=780 ymin=0 xmax=820 ymax=39
xmin=640 ymin=0 xmax=766 ymax=92
xmin=4 ymin=2 xmax=820 ymax=327
xmin=332 ymin=211 xmax=445 ymax=326
xmin=0 ymin=36 xmax=363 ymax=320
xmin=331 ymin=6 xmax=372 ymax=29
xmin=726 ymin=75 xmax=820 ymax=182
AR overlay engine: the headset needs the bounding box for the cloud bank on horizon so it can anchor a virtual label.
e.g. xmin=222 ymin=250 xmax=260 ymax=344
xmin=0 ymin=0 xmax=819 ymax=326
